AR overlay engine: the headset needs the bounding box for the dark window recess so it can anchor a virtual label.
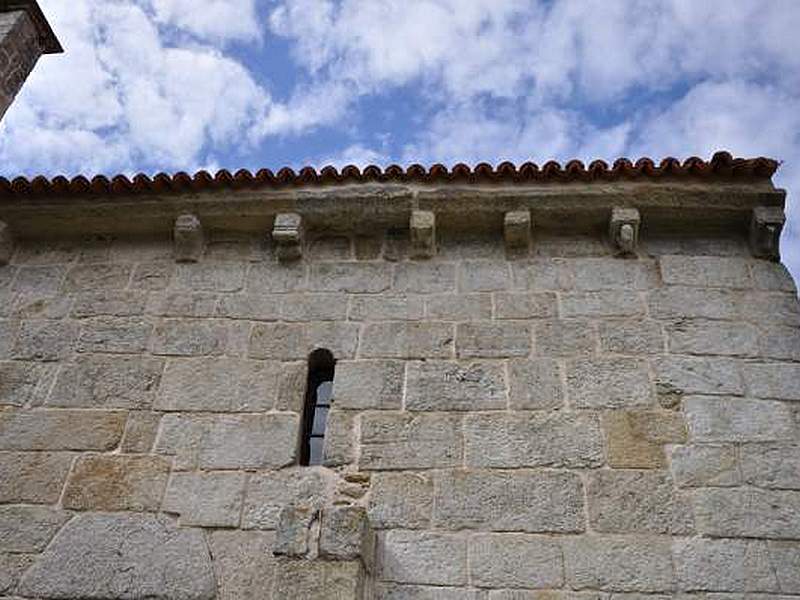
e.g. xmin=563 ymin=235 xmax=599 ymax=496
xmin=300 ymin=349 xmax=335 ymax=466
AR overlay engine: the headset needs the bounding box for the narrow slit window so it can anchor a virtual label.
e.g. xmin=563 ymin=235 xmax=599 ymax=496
xmin=300 ymin=349 xmax=335 ymax=466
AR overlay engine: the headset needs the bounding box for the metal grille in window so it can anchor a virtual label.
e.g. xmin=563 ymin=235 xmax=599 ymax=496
xmin=300 ymin=349 xmax=335 ymax=466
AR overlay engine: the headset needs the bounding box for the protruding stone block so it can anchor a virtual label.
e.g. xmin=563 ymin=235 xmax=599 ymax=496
xmin=410 ymin=210 xmax=436 ymax=258
xmin=173 ymin=214 xmax=204 ymax=262
xmin=319 ymin=506 xmax=374 ymax=568
xmin=750 ymin=206 xmax=784 ymax=261
xmin=272 ymin=212 xmax=304 ymax=261
xmin=609 ymin=207 xmax=640 ymax=256
xmin=274 ymin=505 xmax=317 ymax=557
xmin=504 ymin=210 xmax=532 ymax=252
xmin=0 ymin=220 xmax=13 ymax=265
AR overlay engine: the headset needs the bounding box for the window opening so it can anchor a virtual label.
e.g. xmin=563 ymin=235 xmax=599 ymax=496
xmin=300 ymin=349 xmax=335 ymax=466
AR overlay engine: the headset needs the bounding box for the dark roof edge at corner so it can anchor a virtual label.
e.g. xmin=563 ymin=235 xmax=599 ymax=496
xmin=1 ymin=0 xmax=62 ymax=54
xmin=0 ymin=152 xmax=780 ymax=200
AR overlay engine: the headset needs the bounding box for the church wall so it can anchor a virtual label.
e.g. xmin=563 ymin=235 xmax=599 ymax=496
xmin=1 ymin=227 xmax=800 ymax=598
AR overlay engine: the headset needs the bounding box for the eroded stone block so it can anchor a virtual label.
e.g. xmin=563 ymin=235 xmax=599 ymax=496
xmin=504 ymin=210 xmax=532 ymax=252
xmin=173 ymin=214 xmax=205 ymax=263
xmin=272 ymin=212 xmax=304 ymax=261
xmin=469 ymin=533 xmax=562 ymax=589
xmin=750 ymin=206 xmax=784 ymax=261
xmin=609 ymin=207 xmax=640 ymax=256
xmin=380 ymin=530 xmax=466 ymax=586
xmin=163 ymin=471 xmax=246 ymax=527
xmin=405 ymin=360 xmax=506 ymax=411
xmin=0 ymin=505 xmax=70 ymax=552
xmin=410 ymin=210 xmax=436 ymax=258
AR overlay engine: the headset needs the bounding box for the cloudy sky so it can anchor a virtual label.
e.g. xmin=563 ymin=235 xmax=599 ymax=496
xmin=2 ymin=0 xmax=799 ymax=278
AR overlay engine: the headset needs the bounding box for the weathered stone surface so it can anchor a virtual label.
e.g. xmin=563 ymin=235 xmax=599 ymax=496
xmin=667 ymin=320 xmax=759 ymax=357
xmin=648 ymin=286 xmax=740 ymax=320
xmin=361 ymin=322 xmax=454 ymax=358
xmin=12 ymin=320 xmax=77 ymax=361
xmin=376 ymin=584 xmax=484 ymax=600
xmin=72 ymin=291 xmax=147 ymax=318
xmin=163 ymin=471 xmax=246 ymax=527
xmin=152 ymin=319 xmax=228 ymax=356
xmin=0 ymin=361 xmax=51 ymax=407
xmin=494 ymin=292 xmax=558 ymax=319
xmin=457 ymin=322 xmax=531 ymax=358
xmin=281 ymin=293 xmax=348 ymax=321
xmin=18 ymin=513 xmax=215 ymax=599
xmin=62 ymin=454 xmax=170 ymax=512
xmin=751 ymin=261 xmax=796 ymax=292
xmin=603 ymin=410 xmax=686 ymax=469
xmin=333 ymin=360 xmax=404 ymax=410
xmin=64 ymin=263 xmax=131 ymax=292
xmin=460 ymin=261 xmax=512 ymax=292
xmin=242 ymin=468 xmax=331 ymax=529
xmin=692 ymin=487 xmax=800 ymax=538
xmin=0 ymin=409 xmax=125 ymax=450
xmin=247 ymin=262 xmax=306 ymax=293
xmin=308 ymin=235 xmax=352 ymax=260
xmin=121 ymin=411 xmax=161 ymax=453
xmin=349 ymin=294 xmax=424 ymax=321
xmin=741 ymin=443 xmax=800 ymax=489
xmin=508 ymin=358 xmax=564 ymax=410
xmin=670 ymin=444 xmax=740 ymax=487
xmin=653 ymin=356 xmax=744 ymax=398
xmin=738 ymin=291 xmax=800 ymax=326
xmin=744 ymin=362 xmax=800 ymax=400
xmin=567 ymin=357 xmax=653 ymax=409
xmin=406 ymin=361 xmax=506 ymax=411
xmin=562 ymin=291 xmax=645 ymax=318
xmin=535 ymin=319 xmax=596 ymax=356
xmin=0 ymin=553 xmax=34 ymax=595
xmin=13 ymin=265 xmax=66 ymax=294
xmin=319 ymin=505 xmax=372 ymax=562
xmin=768 ymin=541 xmax=800 ymax=594
xmin=273 ymin=557 xmax=363 ymax=599
xmin=598 ymin=319 xmax=664 ymax=354
xmin=274 ymin=504 xmax=316 ymax=556
xmin=380 ymin=530 xmax=467 ymax=586
xmin=469 ymin=534 xmax=563 ymax=589
xmin=464 ymin=412 xmax=603 ymax=469
xmin=156 ymin=358 xmax=280 ymax=411
xmin=425 ymin=293 xmax=492 ymax=320
xmin=360 ymin=412 xmax=462 ymax=470
xmin=155 ymin=413 xmax=298 ymax=469
xmin=48 ymin=355 xmax=163 ymax=409
xmin=173 ymin=263 xmax=246 ymax=292
xmin=684 ymin=396 xmax=795 ymax=442
xmin=131 ymin=261 xmax=174 ymax=290
xmin=77 ymin=317 xmax=151 ymax=354
xmin=249 ymin=322 xmax=359 ymax=359
xmin=588 ymin=470 xmax=694 ymax=534
xmin=209 ymin=530 xmax=277 ymax=600
xmin=368 ymin=472 xmax=433 ymax=529
xmin=759 ymin=325 xmax=800 ymax=360
xmin=563 ymin=535 xmax=674 ymax=592
xmin=147 ymin=292 xmax=219 ymax=317
xmin=394 ymin=263 xmax=456 ymax=293
xmin=660 ymin=256 xmax=751 ymax=288
xmin=673 ymin=538 xmax=778 ymax=592
xmin=0 ymin=451 xmax=73 ymax=503
xmin=10 ymin=293 xmax=71 ymax=320
xmin=0 ymin=506 xmax=70 ymax=552
xmin=571 ymin=258 xmax=658 ymax=291
xmin=512 ymin=259 xmax=571 ymax=290
xmin=433 ymin=470 xmax=584 ymax=533
xmin=322 ymin=408 xmax=357 ymax=466
xmin=310 ymin=262 xmax=391 ymax=293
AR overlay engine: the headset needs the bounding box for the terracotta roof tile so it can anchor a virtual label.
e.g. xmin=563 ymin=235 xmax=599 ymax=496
xmin=0 ymin=152 xmax=779 ymax=199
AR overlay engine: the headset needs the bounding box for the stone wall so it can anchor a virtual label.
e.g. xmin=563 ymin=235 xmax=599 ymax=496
xmin=1 ymin=224 xmax=799 ymax=598
xmin=0 ymin=9 xmax=41 ymax=121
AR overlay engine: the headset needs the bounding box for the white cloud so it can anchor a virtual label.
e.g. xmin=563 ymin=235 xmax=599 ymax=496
xmin=140 ymin=0 xmax=261 ymax=43
xmin=0 ymin=0 xmax=273 ymax=175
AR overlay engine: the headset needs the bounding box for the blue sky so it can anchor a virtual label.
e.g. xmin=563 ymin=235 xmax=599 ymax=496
xmin=2 ymin=0 xmax=800 ymax=279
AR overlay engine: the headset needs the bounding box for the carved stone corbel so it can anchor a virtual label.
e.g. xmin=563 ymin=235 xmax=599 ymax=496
xmin=410 ymin=210 xmax=435 ymax=259
xmin=0 ymin=220 xmax=13 ymax=265
xmin=173 ymin=214 xmax=204 ymax=262
xmin=750 ymin=206 xmax=784 ymax=261
xmin=504 ymin=210 xmax=532 ymax=252
xmin=272 ymin=213 xmax=304 ymax=261
xmin=609 ymin=207 xmax=640 ymax=256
